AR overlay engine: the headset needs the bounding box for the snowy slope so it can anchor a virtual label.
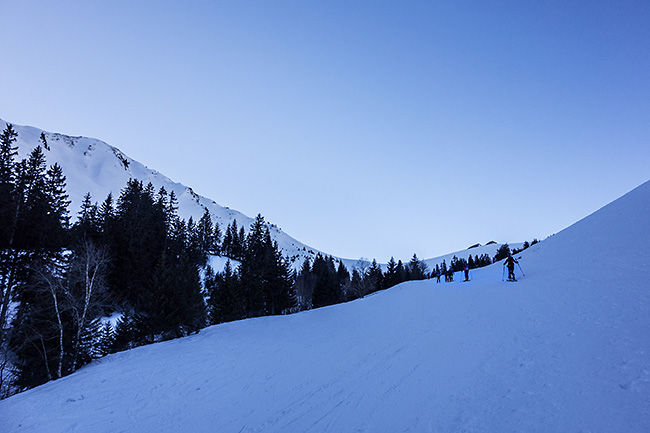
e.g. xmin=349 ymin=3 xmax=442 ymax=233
xmin=1 ymin=173 xmax=648 ymax=432
xmin=0 ymin=119 xmax=345 ymax=267
xmin=423 ymin=241 xmax=523 ymax=272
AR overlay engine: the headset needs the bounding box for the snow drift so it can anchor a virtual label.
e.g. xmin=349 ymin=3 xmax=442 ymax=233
xmin=2 ymin=171 xmax=649 ymax=432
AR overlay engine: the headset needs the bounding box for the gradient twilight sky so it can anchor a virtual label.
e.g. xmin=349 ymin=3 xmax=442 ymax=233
xmin=1 ymin=1 xmax=648 ymax=262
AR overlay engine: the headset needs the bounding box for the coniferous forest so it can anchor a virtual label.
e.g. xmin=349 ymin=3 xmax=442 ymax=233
xmin=0 ymin=124 xmax=512 ymax=398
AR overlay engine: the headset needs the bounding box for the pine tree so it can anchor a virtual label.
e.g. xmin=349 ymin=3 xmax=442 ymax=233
xmin=185 ymin=216 xmax=206 ymax=267
xmin=96 ymin=322 xmax=114 ymax=356
xmin=167 ymin=216 xmax=187 ymax=260
xmin=44 ymin=163 xmax=70 ymax=248
xmin=212 ymin=222 xmax=222 ymax=255
xmin=236 ymin=226 xmax=246 ymax=260
xmin=384 ymin=257 xmax=401 ymax=289
xmin=13 ymin=146 xmax=50 ymax=250
xmin=197 ymin=209 xmax=212 ymax=247
xmin=73 ymin=193 xmax=100 ymax=242
xmin=71 ymin=317 xmax=101 ymax=370
xmin=407 ymin=254 xmax=428 ymax=280
xmin=222 ymin=220 xmax=244 ymax=260
xmin=311 ymin=255 xmax=341 ymax=308
xmin=396 ymin=260 xmax=407 ymax=283
xmin=336 ymin=261 xmax=350 ymax=298
xmin=137 ymin=253 xmax=177 ymax=341
xmin=207 ymin=260 xmax=244 ymax=324
xmin=221 ymin=221 xmax=233 ymax=258
xmin=366 ymin=259 xmax=384 ymax=293
xmin=97 ymin=193 xmax=115 ymax=233
xmin=239 ymin=214 xmax=268 ymax=317
xmin=195 ymin=208 xmax=215 ymax=263
xmin=8 ymin=145 xmax=73 ymax=389
xmin=0 ymin=125 xmax=19 ymax=336
xmin=0 ymin=124 xmax=18 ymax=247
xmin=9 ymin=250 xmax=74 ymax=389
xmin=0 ymin=124 xmax=18 ymax=181
xmin=40 ymin=132 xmax=49 ymax=151
xmin=349 ymin=269 xmax=363 ymax=300
xmin=295 ymin=258 xmax=314 ymax=310
xmin=156 ymin=188 xmax=178 ymax=234
xmin=493 ymin=243 xmax=510 ymax=262
xmin=9 ymin=264 xmax=66 ymax=388
xmin=149 ymin=252 xmax=206 ymax=338
xmin=264 ymin=240 xmax=296 ymax=315
xmin=111 ymin=313 xmax=137 ymax=352
xmin=109 ymin=179 xmax=167 ymax=308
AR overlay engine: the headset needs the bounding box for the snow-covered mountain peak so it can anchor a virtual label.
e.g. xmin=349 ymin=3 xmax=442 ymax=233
xmin=2 ymin=118 xmax=519 ymax=270
xmin=1 ymin=118 xmax=338 ymax=267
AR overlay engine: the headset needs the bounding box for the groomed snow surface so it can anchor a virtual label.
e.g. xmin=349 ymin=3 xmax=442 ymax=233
xmin=2 ymin=180 xmax=650 ymax=432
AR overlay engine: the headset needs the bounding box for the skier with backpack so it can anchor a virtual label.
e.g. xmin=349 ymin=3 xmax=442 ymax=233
xmin=504 ymin=255 xmax=518 ymax=281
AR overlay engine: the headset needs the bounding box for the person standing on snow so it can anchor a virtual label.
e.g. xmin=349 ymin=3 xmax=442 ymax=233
xmin=464 ymin=263 xmax=470 ymax=282
xmin=505 ymin=255 xmax=518 ymax=281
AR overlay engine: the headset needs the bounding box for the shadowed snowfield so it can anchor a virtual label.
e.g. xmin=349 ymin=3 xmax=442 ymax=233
xmin=2 ymin=180 xmax=649 ymax=432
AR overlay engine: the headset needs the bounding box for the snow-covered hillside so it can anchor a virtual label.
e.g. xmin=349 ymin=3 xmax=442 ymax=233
xmin=0 ymin=119 xmax=338 ymax=267
xmin=1 ymin=171 xmax=648 ymax=431
xmin=2 ymin=119 xmax=518 ymax=270
xmin=423 ymin=241 xmax=523 ymax=272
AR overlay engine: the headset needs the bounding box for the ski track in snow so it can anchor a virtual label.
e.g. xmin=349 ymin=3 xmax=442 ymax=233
xmin=4 ymin=234 xmax=650 ymax=433
xmin=5 ymin=227 xmax=650 ymax=433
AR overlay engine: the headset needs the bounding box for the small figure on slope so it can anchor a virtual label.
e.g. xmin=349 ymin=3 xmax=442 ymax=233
xmin=504 ymin=255 xmax=518 ymax=281
xmin=464 ymin=263 xmax=470 ymax=282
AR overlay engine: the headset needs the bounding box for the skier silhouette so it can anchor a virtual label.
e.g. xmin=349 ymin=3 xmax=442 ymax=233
xmin=464 ymin=263 xmax=470 ymax=281
xmin=505 ymin=255 xmax=518 ymax=281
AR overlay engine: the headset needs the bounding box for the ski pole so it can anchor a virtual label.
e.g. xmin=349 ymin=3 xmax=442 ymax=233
xmin=517 ymin=262 xmax=525 ymax=276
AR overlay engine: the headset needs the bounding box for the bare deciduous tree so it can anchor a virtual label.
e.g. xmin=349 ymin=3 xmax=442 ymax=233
xmin=66 ymin=239 xmax=110 ymax=371
xmin=31 ymin=263 xmax=66 ymax=380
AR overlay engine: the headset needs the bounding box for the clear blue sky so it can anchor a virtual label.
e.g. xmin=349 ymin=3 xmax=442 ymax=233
xmin=1 ymin=0 xmax=649 ymax=262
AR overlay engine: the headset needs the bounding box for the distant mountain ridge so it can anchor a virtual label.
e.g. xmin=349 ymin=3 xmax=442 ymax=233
xmin=1 ymin=118 xmax=512 ymax=270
